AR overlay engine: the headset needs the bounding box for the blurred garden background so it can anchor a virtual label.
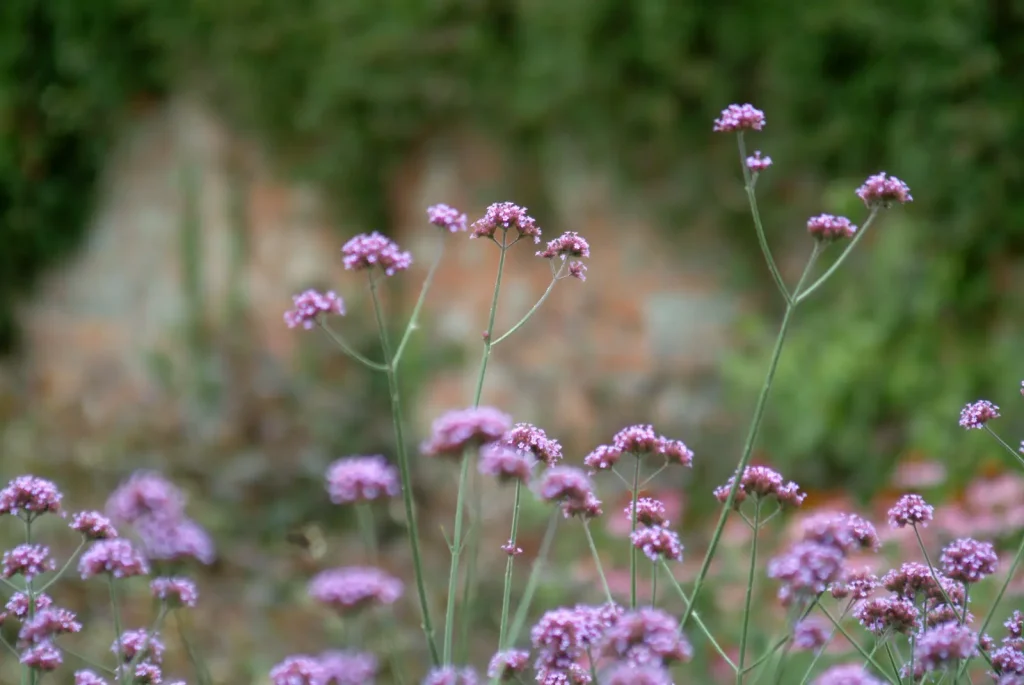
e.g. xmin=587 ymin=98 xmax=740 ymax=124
xmin=2 ymin=0 xmax=1024 ymax=683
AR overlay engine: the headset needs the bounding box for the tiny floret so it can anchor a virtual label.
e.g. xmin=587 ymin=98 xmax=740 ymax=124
xmin=856 ymin=172 xmax=913 ymax=208
xmin=284 ymin=290 xmax=345 ymax=330
xmin=421 ymin=407 xmax=512 ymax=458
xmin=807 ymin=214 xmax=857 ymax=241
xmin=537 ymin=232 xmax=590 ymax=260
xmin=887 ymin=493 xmax=934 ymax=528
xmin=341 ymin=232 xmax=413 ymax=276
xmin=427 ymin=204 xmax=468 ymax=233
xmin=960 ymin=400 xmax=1000 ymax=429
xmin=568 ymin=261 xmax=588 ymax=282
xmin=0 ymin=475 xmax=62 ymax=518
xmin=326 ymin=456 xmax=400 ymax=504
xmin=713 ymin=104 xmax=766 ymax=132
xmin=746 ymin=151 xmax=773 ymax=172
xmin=470 ymin=202 xmax=541 ymax=244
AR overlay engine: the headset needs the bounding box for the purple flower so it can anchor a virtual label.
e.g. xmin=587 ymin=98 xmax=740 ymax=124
xmin=562 ymin=491 xmax=603 ymax=520
xmin=914 ymin=623 xmax=978 ymax=672
xmin=20 ymin=641 xmax=62 ymax=670
xmin=603 ymin=664 xmax=673 ymax=685
xmin=478 ymin=444 xmax=534 ymax=484
xmin=135 ymin=516 xmax=216 ymax=565
xmin=767 ymin=542 xmax=845 ymax=605
xmin=2 ymin=544 xmax=56 ymax=580
xmin=422 ymin=666 xmax=479 ymax=685
xmin=75 ymin=671 xmax=110 ymax=685
xmin=284 ymin=290 xmax=346 ymax=330
xmin=600 ymin=607 xmax=693 ymax=666
xmin=829 ymin=568 xmax=879 ymax=600
xmin=941 ymin=537 xmax=998 ymax=583
xmin=341 ymin=232 xmax=412 ymax=276
xmin=799 ymin=511 xmax=879 ymax=554
xmin=811 ymin=664 xmax=885 ymax=685
xmin=1006 ymin=610 xmax=1024 ymax=639
xmin=150 ymin=577 xmax=199 ymax=608
xmin=308 ymin=566 xmax=403 ymax=613
xmin=326 ymin=456 xmax=400 ymax=504
xmin=421 ymin=407 xmax=513 ymax=459
xmin=537 ymin=232 xmax=590 ymax=259
xmin=887 ymin=493 xmax=934 ymax=528
xmin=881 ymin=562 xmax=954 ymax=602
xmin=856 ymin=172 xmax=913 ymax=208
xmin=535 ymin=664 xmax=591 ymax=684
xmin=500 ymin=539 xmax=523 ymax=556
xmin=714 ymin=465 xmax=805 ymax=508
xmin=792 ymin=618 xmax=830 ymax=651
xmin=568 ymin=261 xmax=587 ymax=281
xmin=318 ymin=650 xmax=379 ymax=685
xmin=713 ymin=104 xmax=766 ymax=132
xmin=531 ymin=605 xmax=619 ymax=676
xmin=611 ymin=425 xmax=694 ymax=466
xmin=992 ymin=646 xmax=1024 ymax=676
xmin=534 ymin=467 xmax=594 ymax=507
xmin=106 ymin=470 xmax=186 ymax=524
xmin=807 ymin=214 xmax=857 ymax=241
xmin=487 ymin=649 xmax=529 ymax=680
xmin=70 ymin=511 xmax=119 ymax=540
xmin=18 ymin=608 xmax=82 ymax=645
xmin=583 ymin=445 xmax=622 ymax=473
xmin=112 ymin=629 xmax=165 ymax=663
xmin=853 ymin=596 xmax=919 ymax=635
xmin=630 ymin=526 xmax=684 ymax=562
xmin=470 ymin=202 xmax=541 ymax=244
xmin=78 ymin=539 xmax=149 ymax=579
xmin=504 ymin=423 xmax=563 ymax=467
xmin=4 ymin=592 xmax=52 ymax=620
xmin=0 ymin=475 xmax=62 ymax=518
xmin=627 ymin=498 xmax=669 ymax=527
xmin=960 ymin=400 xmax=1000 ymax=429
xmin=746 ymin=151 xmax=773 ymax=172
xmin=270 ymin=655 xmax=325 ymax=685
xmin=427 ymin=204 xmax=468 ymax=233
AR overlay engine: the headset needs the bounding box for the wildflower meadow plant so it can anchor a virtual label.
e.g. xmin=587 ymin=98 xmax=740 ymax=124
xmin=6 ymin=103 xmax=1024 ymax=685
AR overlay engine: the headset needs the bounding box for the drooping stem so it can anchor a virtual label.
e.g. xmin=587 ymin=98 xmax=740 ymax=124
xmin=583 ymin=520 xmax=614 ymax=605
xmin=737 ymin=500 xmax=762 ymax=682
xmin=498 ymin=481 xmax=524 ymax=649
xmin=737 ymin=132 xmax=789 ymax=304
xmin=443 ymin=449 xmax=472 ymax=664
xmin=368 ymin=273 xmax=440 ymax=665
xmin=630 ymin=457 xmax=641 ymax=610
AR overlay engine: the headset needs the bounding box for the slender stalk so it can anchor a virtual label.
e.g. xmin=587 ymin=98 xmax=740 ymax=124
xmin=472 ymin=242 xmax=508 ymax=405
xmin=883 ymin=642 xmax=904 ymax=685
xmin=38 ymin=540 xmax=86 ymax=593
xmin=394 ymin=239 xmax=446 ymax=367
xmin=983 ymin=425 xmax=1024 ymax=470
xmin=498 ymin=482 xmax=524 ymax=648
xmin=819 ymin=604 xmax=898 ymax=684
xmin=978 ymin=532 xmax=1024 ymax=635
xmin=795 ymin=208 xmax=879 ymax=304
xmin=355 ymin=503 xmax=378 ymax=562
xmin=443 ymin=450 xmax=472 ymax=664
xmin=630 ymin=457 xmax=641 ymax=609
xmin=109 ymin=578 xmax=126 ymax=679
xmin=491 ymin=273 xmax=560 ymax=346
xmin=651 ymin=562 xmax=658 ymax=606
xmin=368 ymin=274 xmax=440 ymax=665
xmin=737 ymin=132 xmax=790 ymax=304
xmin=583 ymin=521 xmax=614 ymax=604
xmin=506 ymin=512 xmax=560 ymax=648
xmin=661 ymin=560 xmax=737 ymax=671
xmin=738 ymin=501 xmax=763 ymax=682
xmin=319 ymin=320 xmax=387 ymax=371
xmin=913 ymin=526 xmax=963 ymax=622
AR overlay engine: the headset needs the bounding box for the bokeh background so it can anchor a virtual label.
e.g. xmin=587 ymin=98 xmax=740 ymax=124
xmin=3 ymin=1 xmax=1024 ymax=683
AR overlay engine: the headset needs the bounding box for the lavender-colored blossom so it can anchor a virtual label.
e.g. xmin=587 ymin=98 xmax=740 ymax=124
xmin=70 ymin=511 xmax=119 ymax=540
xmin=915 ymin=623 xmax=978 ymax=672
xmin=941 ymin=537 xmax=999 ymax=584
xmin=714 ymin=465 xmax=805 ymax=508
xmin=535 ymin=663 xmax=591 ymax=684
xmin=535 ymin=467 xmax=594 ymax=508
xmin=318 ymin=650 xmax=379 ymax=685
xmin=421 ymin=407 xmax=512 ymax=458
xmin=611 ymin=425 xmax=694 ymax=466
xmin=881 ymin=562 xmax=953 ymax=602
xmin=486 ymin=649 xmax=529 ymax=680
xmin=2 ymin=544 xmax=55 ymax=580
xmin=504 ymin=423 xmax=563 ymax=467
xmin=4 ymin=593 xmax=52 ymax=620
xmin=78 ymin=539 xmax=149 ymax=579
xmin=0 ymin=475 xmax=62 ymax=518
xmin=422 ymin=666 xmax=479 ymax=685
xmin=1007 ymin=610 xmax=1024 ymax=639
xmin=135 ymin=516 xmax=216 ymax=565
xmin=112 ymin=629 xmax=165 ymax=663
xmin=562 ymin=491 xmax=603 ymax=520
xmin=992 ymin=646 xmax=1024 ymax=676
xmin=829 ymin=568 xmax=879 ymax=600
xmin=20 ymin=641 xmax=62 ymax=670
xmin=284 ymin=289 xmax=345 ymax=330
xmin=478 ymin=444 xmax=534 ymax=484
xmin=500 ymin=539 xmax=523 ymax=556
xmin=470 ymin=202 xmax=541 ymax=244
xmin=531 ymin=604 xmax=618 ymax=657
xmin=308 ymin=566 xmax=403 ymax=613
xmin=326 ymin=456 xmax=400 ymax=504
xmin=568 ymin=261 xmax=587 ymax=281
xmin=800 ymin=511 xmax=880 ymax=554
xmin=341 ymin=232 xmax=413 ymax=276
xmin=150 ymin=577 xmax=199 ymax=608
xmin=127 ymin=662 xmax=165 ymax=684
xmin=627 ymin=498 xmax=669 ymax=527
xmin=583 ymin=445 xmax=622 ymax=473
xmin=807 ymin=214 xmax=857 ymax=241
xmin=856 ymin=172 xmax=913 ymax=208
xmin=18 ymin=608 xmax=82 ymax=645
xmin=75 ymin=671 xmax=110 ymax=685
xmin=630 ymin=526 xmax=684 ymax=562
xmin=811 ymin=664 xmax=885 ymax=685
xmin=270 ymin=655 xmax=326 ymax=685
xmin=427 ymin=204 xmax=468 ymax=233
xmin=713 ymin=104 xmax=766 ymax=132
xmin=792 ymin=618 xmax=830 ymax=651
xmin=888 ymin=493 xmax=934 ymax=528
xmin=537 ymin=232 xmax=590 ymax=260
xmin=853 ymin=596 xmax=919 ymax=635
xmin=746 ymin=151 xmax=772 ymax=172
xmin=600 ymin=607 xmax=693 ymax=666
xmin=767 ymin=542 xmax=845 ymax=604
xmin=106 ymin=470 xmax=186 ymax=524
xmin=960 ymin=400 xmax=1000 ymax=429
xmin=603 ymin=664 xmax=673 ymax=685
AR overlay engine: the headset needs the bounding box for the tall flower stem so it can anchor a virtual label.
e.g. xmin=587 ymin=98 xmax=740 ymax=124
xmin=506 ymin=512 xmax=560 ymax=648
xmin=368 ymin=274 xmax=440 ymax=665
xmin=108 ymin=578 xmax=126 ymax=679
xmin=737 ymin=132 xmax=789 ymax=304
xmin=355 ymin=503 xmax=378 ymax=562
xmin=630 ymin=457 xmax=641 ymax=610
xmin=983 ymin=424 xmax=1024 ymax=470
xmin=583 ymin=520 xmax=614 ymax=605
xmin=393 ymin=240 xmax=446 ymax=367
xmin=497 ymin=481 xmax=524 ymax=648
xmin=661 ymin=560 xmax=737 ymax=671
xmin=795 ymin=209 xmax=879 ymax=304
xmin=818 ymin=604 xmax=898 ymax=684
xmin=443 ymin=449 xmax=472 ymax=664
xmin=737 ymin=500 xmax=762 ymax=682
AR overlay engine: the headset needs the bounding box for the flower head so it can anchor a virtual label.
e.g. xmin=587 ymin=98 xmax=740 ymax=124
xmin=112 ymin=629 xmax=164 ymax=663
xmin=992 ymin=646 xmax=1024 ymax=677
xmin=627 ymin=498 xmax=669 ymax=527
xmin=504 ymin=423 xmax=563 ymax=467
xmin=535 ymin=467 xmax=594 ymax=508
xmin=318 ymin=650 xmax=379 ymax=685
xmin=568 ymin=261 xmax=587 ymax=282
xmin=421 ymin=407 xmax=512 ymax=459
xmin=811 ymin=664 xmax=885 ymax=685
xmin=940 ymin=537 xmax=998 ymax=584
xmin=611 ymin=425 xmax=694 ymax=466
xmin=713 ymin=104 xmax=766 ymax=132
xmin=531 ymin=604 xmax=618 ymax=658
xmin=470 ymin=203 xmax=541 ymax=244
xmin=106 ymin=471 xmax=186 ymax=524
xmin=284 ymin=290 xmax=345 ymax=330
xmin=829 ymin=568 xmax=879 ymax=600
xmin=714 ymin=465 xmax=805 ymax=508
xmin=18 ymin=608 xmax=82 ymax=645
xmin=853 ymin=596 xmax=919 ymax=635
xmin=562 ymin=491 xmax=603 ymax=520
xmin=630 ymin=526 xmax=684 ymax=562
xmin=135 ymin=516 xmax=216 ymax=564
xmin=70 ymin=511 xmax=119 ymax=540
xmin=150 ymin=577 xmax=199 ymax=608
xmin=960 ymin=400 xmax=1000 ymax=429
xmin=800 ymin=511 xmax=879 ymax=554
xmin=0 ymin=476 xmax=62 ymax=518
xmin=422 ymin=666 xmax=479 ymax=685
xmin=2 ymin=544 xmax=56 ymax=580
xmin=75 ymin=671 xmax=110 ymax=685
xmin=603 ymin=664 xmax=673 ymax=685
xmin=308 ymin=566 xmax=403 ymax=613
xmin=341 ymin=232 xmax=413 ymax=275
xmin=583 ymin=444 xmax=622 ymax=473
xmin=270 ymin=655 xmax=325 ymax=685
xmin=600 ymin=607 xmax=693 ymax=666
xmin=500 ymin=540 xmax=523 ymax=556
xmin=807 ymin=214 xmax=857 ymax=241
xmin=792 ymin=618 xmax=830 ymax=651
xmin=888 ymin=494 xmax=934 ymax=528
xmin=79 ymin=539 xmax=149 ymax=579
xmin=326 ymin=456 xmax=400 ymax=504
xmin=487 ymin=650 xmax=530 ymax=680
xmin=856 ymin=172 xmax=913 ymax=208
xmin=20 ymin=641 xmax=62 ymax=671
xmin=478 ymin=444 xmax=534 ymax=484
xmin=914 ymin=623 xmax=978 ymax=673
xmin=427 ymin=204 xmax=468 ymax=233
xmin=746 ymin=151 xmax=773 ymax=172
xmin=537 ymin=232 xmax=590 ymax=260
xmin=768 ymin=542 xmax=845 ymax=605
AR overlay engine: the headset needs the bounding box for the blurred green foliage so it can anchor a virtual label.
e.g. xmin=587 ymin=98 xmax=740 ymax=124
xmin=2 ymin=0 xmax=1023 ymax=492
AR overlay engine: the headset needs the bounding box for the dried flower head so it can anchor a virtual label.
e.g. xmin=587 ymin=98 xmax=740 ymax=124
xmin=2 ymin=544 xmax=56 ymax=580
xmin=421 ymin=407 xmax=512 ymax=458
xmin=318 ymin=650 xmax=379 ymax=685
xmin=960 ymin=400 xmax=1000 ymax=429
xmin=627 ymin=498 xmax=669 ymax=527
xmin=792 ymin=618 xmax=830 ymax=651
xmin=478 ymin=444 xmax=534 ymax=484
xmin=427 ymin=204 xmax=468 ymax=233
xmin=914 ymin=623 xmax=978 ymax=673
xmin=78 ymin=539 xmax=149 ymax=579
xmin=270 ymin=655 xmax=325 ymax=685
xmin=308 ymin=566 xmax=403 ymax=613
xmin=470 ymin=202 xmax=541 ymax=244
xmin=150 ymin=577 xmax=199 ymax=608
xmin=631 ymin=526 xmax=684 ymax=562
xmin=853 ymin=596 xmax=919 ymax=635
xmin=326 ymin=456 xmax=400 ymax=504
xmin=284 ymin=289 xmax=345 ymax=330
xmin=537 ymin=232 xmax=590 ymax=260
xmin=888 ymin=494 xmax=934 ymax=528
xmin=600 ymin=607 xmax=693 ymax=666
xmin=811 ymin=664 xmax=885 ymax=685
xmin=341 ymin=232 xmax=413 ymax=276
xmin=504 ymin=423 xmax=563 ymax=467
xmin=70 ymin=511 xmax=119 ymax=540
xmin=487 ymin=650 xmax=530 ymax=681
xmin=807 ymin=214 xmax=857 ymax=241
xmin=422 ymin=666 xmax=479 ymax=685
xmin=713 ymin=104 xmax=766 ymax=132
xmin=746 ymin=151 xmax=773 ymax=172
xmin=714 ymin=465 xmax=805 ymax=508
xmin=0 ymin=476 xmax=62 ymax=518
xmin=940 ymin=537 xmax=998 ymax=584
xmin=767 ymin=541 xmax=845 ymax=604
xmin=856 ymin=172 xmax=913 ymax=208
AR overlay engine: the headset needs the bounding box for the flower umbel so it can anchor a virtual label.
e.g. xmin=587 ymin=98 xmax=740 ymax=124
xmin=421 ymin=406 xmax=512 ymax=459
xmin=427 ymin=204 xmax=468 ymax=233
xmin=341 ymin=232 xmax=413 ymax=276
xmin=887 ymin=493 xmax=934 ymax=528
xmin=856 ymin=172 xmax=913 ymax=208
xmin=807 ymin=214 xmax=857 ymax=242
xmin=308 ymin=566 xmax=403 ymax=613
xmin=284 ymin=289 xmax=345 ymax=330
xmin=0 ymin=475 xmax=62 ymax=518
xmin=960 ymin=400 xmax=1000 ymax=429
xmin=326 ymin=456 xmax=401 ymax=504
xmin=713 ymin=103 xmax=766 ymax=132
xmin=470 ymin=202 xmax=541 ymax=244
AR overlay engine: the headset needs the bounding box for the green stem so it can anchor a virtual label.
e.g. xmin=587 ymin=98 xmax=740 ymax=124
xmin=819 ymin=604 xmax=898 ymax=684
xmin=983 ymin=425 xmax=1024 ymax=470
xmin=109 ymin=578 xmax=126 ymax=681
xmin=661 ymin=560 xmax=737 ymax=672
xmin=630 ymin=457 xmax=641 ymax=610
xmin=174 ymin=610 xmax=212 ymax=685
xmin=883 ymin=642 xmax=904 ymax=685
xmin=795 ymin=208 xmax=879 ymax=304
xmin=355 ymin=503 xmax=378 ymax=562
xmin=1 ymin=634 xmax=18 ymax=659
xmin=38 ymin=540 xmax=86 ymax=593
xmin=582 ymin=521 xmax=614 ymax=605
xmin=319 ymin=320 xmax=387 ymax=371
xmin=738 ymin=500 xmax=762 ymax=682
xmin=490 ymin=273 xmax=559 ymax=347
xmin=506 ymin=512 xmax=560 ymax=648
xmin=393 ymin=239 xmax=446 ymax=367
xmin=368 ymin=274 xmax=440 ymax=665
xmin=737 ymin=132 xmax=790 ymax=304
xmin=913 ymin=526 xmax=963 ymax=623
xmin=498 ymin=482 xmax=524 ymax=648
xmin=472 ymin=243 xmax=508 ymax=405
xmin=443 ymin=450 xmax=471 ymax=664
xmin=651 ymin=561 xmax=658 ymax=606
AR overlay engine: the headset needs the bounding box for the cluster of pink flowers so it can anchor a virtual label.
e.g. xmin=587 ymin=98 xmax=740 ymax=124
xmin=959 ymin=399 xmax=1000 ymax=429
xmin=326 ymin=455 xmax=401 ymax=504
xmin=470 ymin=202 xmax=542 ymax=244
xmin=341 ymin=231 xmax=413 ymax=276
xmin=284 ymin=289 xmax=346 ymax=330
xmin=584 ymin=424 xmax=694 ymax=472
xmin=807 ymin=213 xmax=857 ymax=241
xmin=713 ymin=464 xmax=805 ymax=509
xmin=308 ymin=566 xmax=403 ymax=614
xmin=0 ymin=475 xmax=63 ymax=520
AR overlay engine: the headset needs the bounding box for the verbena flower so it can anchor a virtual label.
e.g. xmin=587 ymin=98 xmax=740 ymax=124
xmin=767 ymin=541 xmax=845 ymax=605
xmin=427 ymin=204 xmax=467 ymax=233
xmin=792 ymin=618 xmax=830 ymax=651
xmin=881 ymin=562 xmax=957 ymax=603
xmin=421 ymin=407 xmax=512 ymax=458
xmin=504 ymin=423 xmax=563 ymax=467
xmin=959 ymin=400 xmax=1000 ymax=429
xmin=829 ymin=568 xmax=879 ymax=600
xmin=4 ymin=592 xmax=53 ymax=620
xmin=807 ymin=214 xmax=857 ymax=241
xmin=79 ymin=539 xmax=149 ymax=579
xmin=500 ymin=540 xmax=523 ymax=556
xmin=70 ymin=511 xmax=119 ymax=540
xmin=18 ymin=608 xmax=82 ymax=645
xmin=811 ymin=663 xmax=885 ymax=685
xmin=20 ymin=641 xmax=62 ymax=671
xmin=422 ymin=666 xmax=479 ymax=685
xmin=746 ymin=151 xmax=772 ymax=172
xmin=150 ymin=577 xmax=199 ymax=608
xmin=600 ymin=607 xmax=693 ymax=666
xmin=112 ymin=629 xmax=165 ymax=663
xmin=630 ymin=526 xmax=684 ymax=562
xmin=799 ymin=511 xmax=880 ymax=554
xmin=940 ymin=537 xmax=998 ymax=583
xmin=0 ymin=475 xmax=62 ymax=518
xmin=887 ymin=494 xmax=934 ymax=528
xmin=318 ymin=650 xmax=379 ymax=685
xmin=603 ymin=664 xmax=673 ymax=685
xmin=470 ymin=202 xmax=541 ymax=244
xmin=914 ymin=623 xmax=978 ymax=673
xmin=534 ymin=467 xmax=595 ymax=509
xmin=486 ymin=649 xmax=529 ymax=680
xmin=1006 ymin=610 xmax=1024 ymax=639
xmin=583 ymin=445 xmax=622 ymax=473
xmin=535 ymin=663 xmax=591 ymax=684
xmin=308 ymin=566 xmax=403 ymax=613
xmin=75 ymin=671 xmax=110 ymax=685
xmin=853 ymin=596 xmax=919 ymax=636
xmin=713 ymin=465 xmax=805 ymax=508
xmin=270 ymin=655 xmax=325 ymax=685
xmin=537 ymin=232 xmax=590 ymax=259
xmin=2 ymin=544 xmax=56 ymax=580
xmin=326 ymin=456 xmax=400 ymax=504
xmin=106 ymin=471 xmax=186 ymax=524
xmin=856 ymin=172 xmax=913 ymax=208
xmin=284 ymin=289 xmax=346 ymax=330
xmin=531 ymin=604 xmax=620 ymax=662
xmin=627 ymin=498 xmax=669 ymax=527
xmin=478 ymin=444 xmax=534 ymax=484
xmin=713 ymin=104 xmax=766 ymax=132
xmin=341 ymin=232 xmax=413 ymax=276
xmin=562 ymin=491 xmax=603 ymax=520
xmin=567 ymin=261 xmax=588 ymax=281
xmin=991 ymin=646 xmax=1024 ymax=677
xmin=135 ymin=516 xmax=216 ymax=565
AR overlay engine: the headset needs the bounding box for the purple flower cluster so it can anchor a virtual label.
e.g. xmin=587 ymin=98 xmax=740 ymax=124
xmin=811 ymin=664 xmax=885 ymax=685
xmin=70 ymin=511 xmax=119 ymax=540
xmin=2 ymin=544 xmax=56 ymax=580
xmin=537 ymin=232 xmax=590 ymax=259
xmin=270 ymin=655 xmax=325 ymax=685
xmin=856 ymin=172 xmax=913 ymax=208
xmin=150 ymin=577 xmax=199 ymax=608
xmin=503 ymin=423 xmax=563 ymax=467
xmin=308 ymin=566 xmax=403 ymax=613
xmin=630 ymin=526 xmax=684 ymax=563
xmin=853 ymin=596 xmax=918 ymax=636
xmin=604 ymin=664 xmax=673 ymax=685
xmin=599 ymin=607 xmax=693 ymax=666
xmin=326 ymin=455 xmax=401 ymax=504
xmin=940 ymin=537 xmax=998 ymax=584
xmin=887 ymin=493 xmax=934 ymax=528
xmin=341 ymin=232 xmax=413 ymax=276
xmin=792 ymin=618 xmax=830 ymax=651
xmin=78 ymin=539 xmax=149 ymax=579
xmin=470 ymin=202 xmax=542 ymax=244
xmin=0 ymin=475 xmax=63 ymax=519
xmin=21 ymin=641 xmax=62 ymax=671
xmin=284 ymin=289 xmax=346 ymax=330
xmin=828 ymin=568 xmax=879 ymax=601
xmin=713 ymin=465 xmax=805 ymax=508
xmin=713 ymin=104 xmax=766 ymax=132
xmin=746 ymin=150 xmax=772 ymax=172
xmin=18 ymin=607 xmax=82 ymax=645
xmin=487 ymin=649 xmax=530 ymax=680
xmin=478 ymin=444 xmax=534 ymax=484
xmin=531 ymin=603 xmax=621 ymax=680
xmin=914 ymin=622 xmax=978 ymax=673
xmin=959 ymin=399 xmax=1000 ymax=429
xmin=112 ymin=628 xmax=165 ymax=664
xmin=421 ymin=406 xmax=512 ymax=459
xmin=584 ymin=425 xmax=694 ymax=472
xmin=427 ymin=204 xmax=468 ymax=233
xmin=422 ymin=666 xmax=479 ymax=685
xmin=767 ymin=541 xmax=845 ymax=605
xmin=627 ymin=498 xmax=669 ymax=527
xmin=318 ymin=650 xmax=380 ymax=685
xmin=806 ymin=214 xmax=857 ymax=241
xmin=534 ymin=466 xmax=600 ymax=521
xmin=799 ymin=511 xmax=880 ymax=554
